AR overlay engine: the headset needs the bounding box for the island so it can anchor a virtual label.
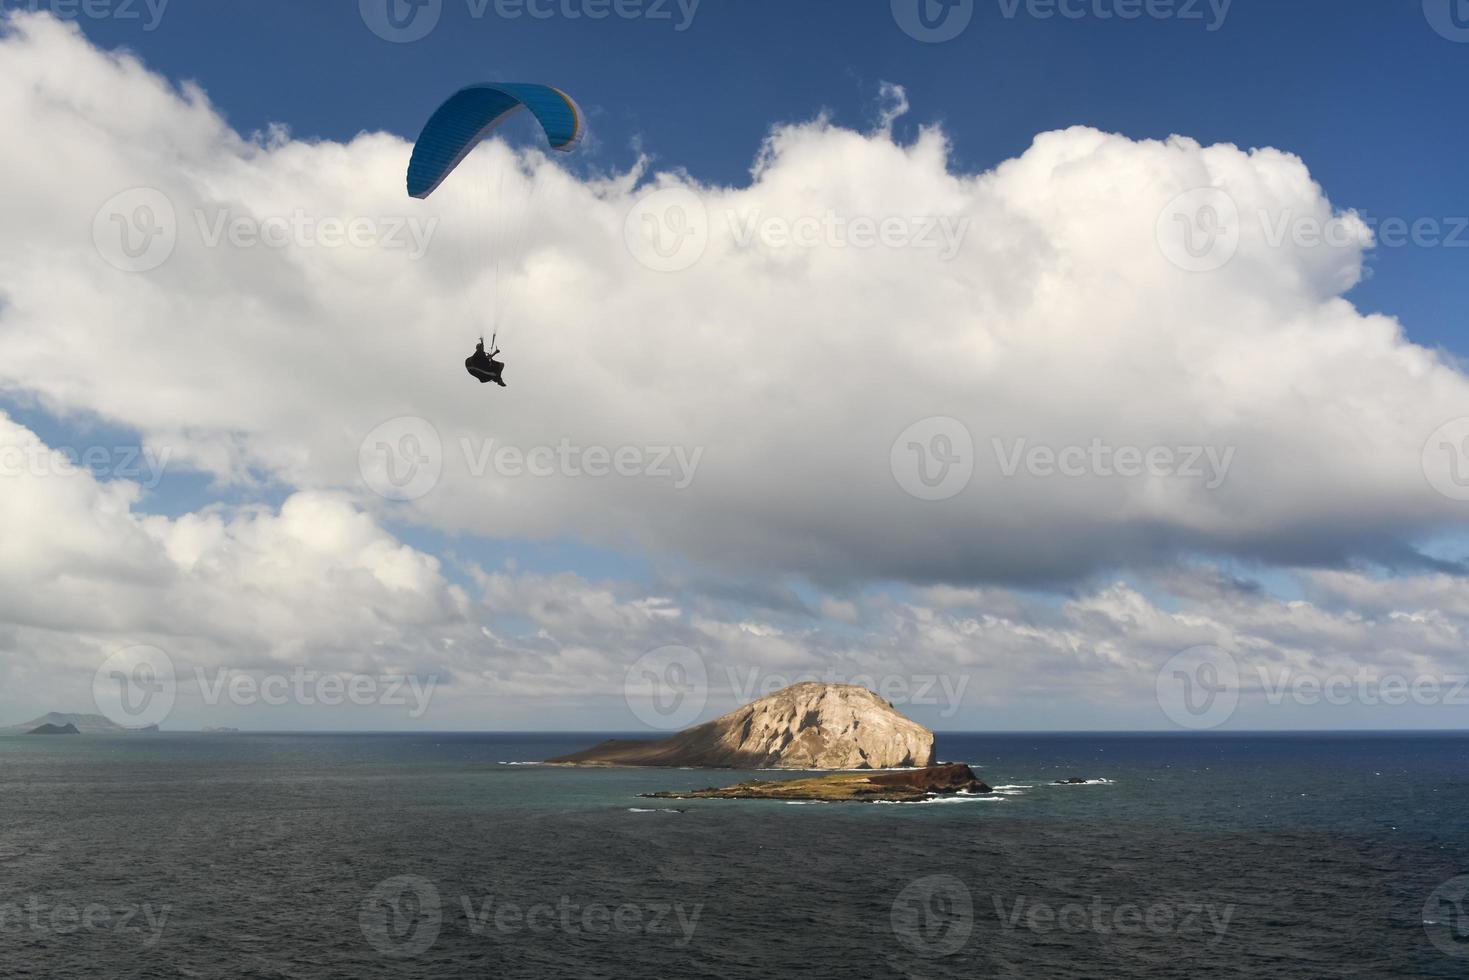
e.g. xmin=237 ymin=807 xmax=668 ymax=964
xmin=642 ymin=763 xmax=992 ymax=803
xmin=548 ymin=682 xmax=936 ymax=769
xmin=26 ymin=722 xmax=80 ymax=735
xmin=548 ymin=682 xmax=997 ymax=802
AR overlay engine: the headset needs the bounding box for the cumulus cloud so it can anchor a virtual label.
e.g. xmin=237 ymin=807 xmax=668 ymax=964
xmin=4 ymin=408 xmax=1469 ymax=731
xmin=0 ymin=12 xmax=1464 ymax=591
xmin=0 ymin=411 xmax=476 ymax=706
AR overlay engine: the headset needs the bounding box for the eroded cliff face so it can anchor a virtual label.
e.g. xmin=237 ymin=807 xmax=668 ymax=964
xmin=704 ymin=682 xmax=937 ymax=769
xmin=548 ymin=682 xmax=937 ymax=769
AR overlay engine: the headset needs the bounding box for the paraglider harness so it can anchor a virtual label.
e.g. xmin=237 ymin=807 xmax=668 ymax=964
xmin=466 ymin=335 xmax=506 ymax=386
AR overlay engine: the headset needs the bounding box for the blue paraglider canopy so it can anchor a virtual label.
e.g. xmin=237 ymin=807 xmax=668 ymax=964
xmin=407 ymin=82 xmax=583 ymax=199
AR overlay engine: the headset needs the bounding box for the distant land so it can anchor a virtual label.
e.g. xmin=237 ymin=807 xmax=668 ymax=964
xmin=26 ymin=722 xmax=80 ymax=735
xmin=0 ymin=713 xmax=159 ymax=735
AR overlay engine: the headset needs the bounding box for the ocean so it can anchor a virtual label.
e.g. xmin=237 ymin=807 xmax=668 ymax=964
xmin=1 ymin=731 xmax=1466 ymax=978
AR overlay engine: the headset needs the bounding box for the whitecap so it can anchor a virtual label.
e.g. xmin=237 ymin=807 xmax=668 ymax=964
xmin=871 ymin=794 xmax=1005 ymax=806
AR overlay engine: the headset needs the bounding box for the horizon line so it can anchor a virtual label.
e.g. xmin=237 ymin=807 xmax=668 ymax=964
xmin=19 ymin=727 xmax=1469 ymax=736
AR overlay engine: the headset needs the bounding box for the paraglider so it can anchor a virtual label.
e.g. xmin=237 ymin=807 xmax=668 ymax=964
xmin=465 ymin=337 xmax=506 ymax=386
xmin=407 ymin=83 xmax=582 ymax=200
xmin=406 ymin=82 xmax=584 ymax=390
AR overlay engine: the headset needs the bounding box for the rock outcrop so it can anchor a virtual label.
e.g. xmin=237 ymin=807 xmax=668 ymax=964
xmin=643 ymin=764 xmax=991 ymax=803
xmin=548 ymin=682 xmax=936 ymax=769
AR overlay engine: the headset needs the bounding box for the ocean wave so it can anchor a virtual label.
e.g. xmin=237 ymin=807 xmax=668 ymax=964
xmin=871 ymin=794 xmax=1005 ymax=806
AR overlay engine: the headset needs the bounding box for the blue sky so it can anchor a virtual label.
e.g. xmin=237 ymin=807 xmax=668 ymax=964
xmin=66 ymin=0 xmax=1469 ymax=354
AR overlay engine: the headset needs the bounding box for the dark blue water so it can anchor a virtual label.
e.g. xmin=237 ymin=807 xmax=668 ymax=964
xmin=2 ymin=731 xmax=1467 ymax=978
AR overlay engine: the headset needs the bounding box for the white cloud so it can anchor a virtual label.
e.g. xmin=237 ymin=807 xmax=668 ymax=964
xmin=4 ymin=409 xmax=1469 ymax=731
xmin=0 ymin=410 xmax=472 ymax=659
xmin=875 ymin=80 xmax=911 ymax=136
xmin=1 ymin=12 xmax=1464 ymax=589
